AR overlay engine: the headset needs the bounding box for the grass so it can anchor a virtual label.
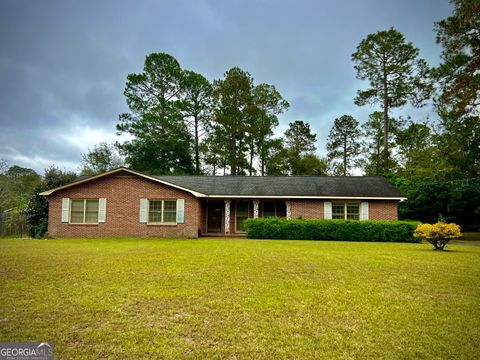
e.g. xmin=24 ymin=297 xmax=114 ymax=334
xmin=461 ymin=232 xmax=480 ymax=241
xmin=0 ymin=238 xmax=479 ymax=359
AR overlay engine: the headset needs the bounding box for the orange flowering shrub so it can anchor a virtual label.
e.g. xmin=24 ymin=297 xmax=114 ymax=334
xmin=414 ymin=222 xmax=462 ymax=250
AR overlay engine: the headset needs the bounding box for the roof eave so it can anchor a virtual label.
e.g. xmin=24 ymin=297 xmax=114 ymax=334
xmin=205 ymin=195 xmax=407 ymax=200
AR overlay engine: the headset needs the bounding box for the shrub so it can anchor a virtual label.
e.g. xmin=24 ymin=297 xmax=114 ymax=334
xmin=413 ymin=222 xmax=462 ymax=250
xmin=243 ymin=218 xmax=421 ymax=243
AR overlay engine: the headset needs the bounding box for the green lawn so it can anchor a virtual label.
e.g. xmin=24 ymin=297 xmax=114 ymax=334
xmin=0 ymin=238 xmax=479 ymax=359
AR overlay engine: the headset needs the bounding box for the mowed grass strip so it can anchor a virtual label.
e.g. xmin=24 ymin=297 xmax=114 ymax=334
xmin=0 ymin=238 xmax=479 ymax=359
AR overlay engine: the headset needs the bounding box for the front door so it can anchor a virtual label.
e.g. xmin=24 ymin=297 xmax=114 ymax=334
xmin=207 ymin=202 xmax=223 ymax=232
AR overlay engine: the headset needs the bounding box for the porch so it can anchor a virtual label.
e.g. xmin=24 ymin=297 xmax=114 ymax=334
xmin=202 ymin=199 xmax=291 ymax=236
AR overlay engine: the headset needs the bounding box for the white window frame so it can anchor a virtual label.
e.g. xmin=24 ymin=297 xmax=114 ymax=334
xmin=147 ymin=199 xmax=178 ymax=225
xmin=69 ymin=199 xmax=99 ymax=224
xmin=332 ymin=201 xmax=360 ymax=220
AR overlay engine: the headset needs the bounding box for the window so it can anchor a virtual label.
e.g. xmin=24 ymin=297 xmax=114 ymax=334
xmin=332 ymin=202 xmax=360 ymax=220
xmin=70 ymin=199 xmax=99 ymax=224
xmin=236 ymin=201 xmax=249 ymax=232
xmin=148 ymin=200 xmax=177 ymax=224
xmin=262 ymin=201 xmax=276 ymax=218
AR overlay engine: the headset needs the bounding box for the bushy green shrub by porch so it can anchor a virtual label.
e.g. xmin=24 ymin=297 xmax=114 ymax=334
xmin=244 ymin=218 xmax=421 ymax=242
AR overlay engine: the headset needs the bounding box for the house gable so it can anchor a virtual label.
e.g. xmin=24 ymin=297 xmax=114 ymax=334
xmin=47 ymin=171 xmax=201 ymax=238
xmin=39 ymin=168 xmax=206 ymax=198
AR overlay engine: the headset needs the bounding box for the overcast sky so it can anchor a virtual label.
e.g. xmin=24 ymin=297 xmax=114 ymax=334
xmin=0 ymin=0 xmax=452 ymax=174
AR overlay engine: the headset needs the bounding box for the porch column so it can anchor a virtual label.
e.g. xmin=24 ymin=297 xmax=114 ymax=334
xmin=253 ymin=200 xmax=260 ymax=219
xmin=285 ymin=200 xmax=291 ymax=219
xmin=224 ymin=200 xmax=231 ymax=234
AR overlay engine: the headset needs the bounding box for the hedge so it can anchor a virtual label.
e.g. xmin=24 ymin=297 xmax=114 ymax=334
xmin=243 ymin=218 xmax=421 ymax=243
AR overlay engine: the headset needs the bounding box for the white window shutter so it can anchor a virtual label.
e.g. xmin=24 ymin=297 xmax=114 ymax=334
xmin=98 ymin=198 xmax=107 ymax=223
xmin=361 ymin=202 xmax=369 ymax=220
xmin=324 ymin=201 xmax=332 ymax=220
xmin=139 ymin=198 xmax=148 ymax=223
xmin=61 ymin=198 xmax=70 ymax=223
xmin=176 ymin=199 xmax=185 ymax=224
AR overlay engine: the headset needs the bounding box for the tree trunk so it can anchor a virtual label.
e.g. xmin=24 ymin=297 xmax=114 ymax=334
xmin=194 ymin=114 xmax=200 ymax=175
xmin=343 ymin=134 xmax=347 ymax=176
xmin=231 ymin=119 xmax=237 ymax=175
xmin=382 ymin=63 xmax=390 ymax=172
xmin=249 ymin=138 xmax=254 ymax=176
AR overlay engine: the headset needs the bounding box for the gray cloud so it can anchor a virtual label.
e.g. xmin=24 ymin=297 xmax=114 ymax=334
xmin=0 ymin=0 xmax=451 ymax=173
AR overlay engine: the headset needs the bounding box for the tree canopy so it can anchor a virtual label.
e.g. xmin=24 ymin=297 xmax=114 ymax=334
xmin=116 ymin=53 xmax=194 ymax=175
xmin=81 ymin=142 xmax=124 ymax=175
xmin=327 ymin=115 xmax=361 ymax=176
xmin=352 ymin=27 xmax=433 ymax=172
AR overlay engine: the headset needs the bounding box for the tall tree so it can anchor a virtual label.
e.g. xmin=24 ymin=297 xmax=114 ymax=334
xmin=326 ymin=115 xmax=361 ymax=176
xmin=212 ymin=67 xmax=253 ymax=175
xmin=395 ymin=120 xmax=443 ymax=178
xmin=265 ymin=139 xmax=290 ymax=176
xmin=352 ymin=27 xmax=433 ymax=172
xmin=359 ymin=112 xmax=402 ymax=175
xmin=116 ymin=53 xmax=194 ymax=174
xmin=0 ymin=165 xmax=40 ymax=211
xmin=249 ymin=84 xmax=289 ymax=176
xmin=437 ymin=112 xmax=480 ymax=178
xmin=81 ymin=142 xmax=124 ymax=175
xmin=434 ymin=0 xmax=480 ymax=177
xmin=0 ymin=160 xmax=8 ymax=211
xmin=434 ymin=0 xmax=480 ymax=118
xmin=200 ymin=125 xmax=229 ymax=175
xmin=180 ymin=70 xmax=213 ymax=174
xmin=284 ymin=120 xmax=317 ymax=175
xmin=296 ymin=154 xmax=329 ymax=176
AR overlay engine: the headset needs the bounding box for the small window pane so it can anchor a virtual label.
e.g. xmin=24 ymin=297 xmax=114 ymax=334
xmin=163 ymin=201 xmax=177 ymax=212
xmin=149 ymin=200 xmax=162 ymax=211
xmin=163 ymin=211 xmax=176 ymax=223
xmin=149 ymin=200 xmax=162 ymax=223
xmin=149 ymin=212 xmax=162 ymax=223
xmin=71 ymin=200 xmax=85 ymax=223
xmin=163 ymin=200 xmax=177 ymax=223
xmin=346 ymin=203 xmax=360 ymax=220
xmin=85 ymin=200 xmax=99 ymax=223
xmin=332 ymin=203 xmax=345 ymax=220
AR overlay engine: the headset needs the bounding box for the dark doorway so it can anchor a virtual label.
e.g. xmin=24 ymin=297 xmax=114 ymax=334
xmin=207 ymin=201 xmax=223 ymax=232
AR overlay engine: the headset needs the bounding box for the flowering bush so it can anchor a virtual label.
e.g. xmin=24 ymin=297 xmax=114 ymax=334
xmin=413 ymin=222 xmax=462 ymax=250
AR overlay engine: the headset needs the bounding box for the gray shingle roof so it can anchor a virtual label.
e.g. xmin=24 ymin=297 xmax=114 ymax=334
xmin=155 ymin=175 xmax=404 ymax=198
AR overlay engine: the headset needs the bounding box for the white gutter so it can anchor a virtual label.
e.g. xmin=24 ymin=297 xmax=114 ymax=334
xmin=204 ymin=195 xmax=407 ymax=201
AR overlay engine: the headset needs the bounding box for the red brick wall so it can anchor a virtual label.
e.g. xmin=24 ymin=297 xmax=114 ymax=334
xmin=48 ymin=174 xmax=201 ymax=238
xmin=368 ymin=200 xmax=398 ymax=220
xmin=291 ymin=199 xmax=325 ymax=219
xmin=290 ymin=199 xmax=398 ymax=220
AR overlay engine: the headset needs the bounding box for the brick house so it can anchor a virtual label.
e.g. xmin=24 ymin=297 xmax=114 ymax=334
xmin=40 ymin=168 xmax=406 ymax=238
